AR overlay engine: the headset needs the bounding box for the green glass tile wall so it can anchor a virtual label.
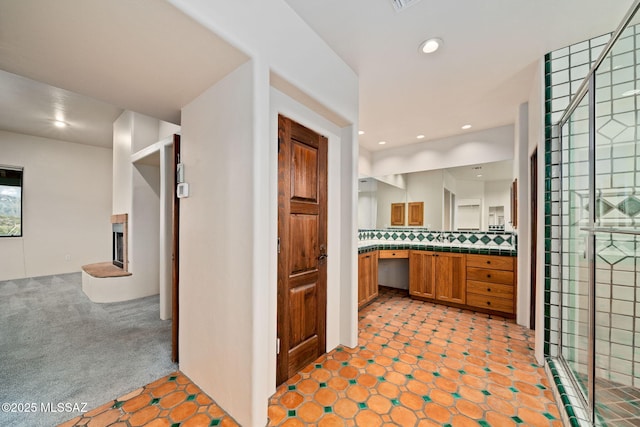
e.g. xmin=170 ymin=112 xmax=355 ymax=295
xmin=545 ymin=33 xmax=611 ymax=361
xmin=547 ymin=18 xmax=640 ymax=427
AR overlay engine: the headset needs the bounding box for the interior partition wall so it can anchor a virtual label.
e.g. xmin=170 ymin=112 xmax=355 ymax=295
xmin=546 ymin=2 xmax=640 ymax=425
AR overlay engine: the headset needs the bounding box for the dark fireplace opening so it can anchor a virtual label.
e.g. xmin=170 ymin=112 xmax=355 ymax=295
xmin=113 ymin=223 xmax=124 ymax=268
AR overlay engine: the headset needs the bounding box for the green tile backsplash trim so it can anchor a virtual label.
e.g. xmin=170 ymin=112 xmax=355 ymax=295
xmin=358 ymin=228 xmax=517 ymax=256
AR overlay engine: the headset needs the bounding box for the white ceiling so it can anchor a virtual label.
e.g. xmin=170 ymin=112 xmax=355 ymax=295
xmin=283 ymin=0 xmax=634 ymax=151
xmin=0 ymin=0 xmax=634 ymax=151
xmin=0 ymin=70 xmax=122 ymax=148
xmin=446 ymin=160 xmax=513 ymax=182
xmin=0 ymin=0 xmax=248 ymax=147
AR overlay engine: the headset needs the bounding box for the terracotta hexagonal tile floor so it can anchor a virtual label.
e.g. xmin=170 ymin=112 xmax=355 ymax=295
xmin=268 ymin=287 xmax=562 ymax=427
xmin=59 ymin=372 xmax=240 ymax=427
xmin=60 ymin=287 xmax=562 ymax=427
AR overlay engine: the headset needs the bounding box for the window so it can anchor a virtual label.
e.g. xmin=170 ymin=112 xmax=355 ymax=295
xmin=0 ymin=166 xmax=23 ymax=237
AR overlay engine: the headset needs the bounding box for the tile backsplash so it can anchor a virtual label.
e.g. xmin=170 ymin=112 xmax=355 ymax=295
xmin=358 ymin=228 xmax=516 ymax=249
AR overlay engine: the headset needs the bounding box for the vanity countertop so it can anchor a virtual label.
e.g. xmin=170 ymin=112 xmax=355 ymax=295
xmin=358 ymin=240 xmax=517 ymax=257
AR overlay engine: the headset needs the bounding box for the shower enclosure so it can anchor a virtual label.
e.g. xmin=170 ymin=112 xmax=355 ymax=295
xmin=554 ymin=2 xmax=640 ymax=425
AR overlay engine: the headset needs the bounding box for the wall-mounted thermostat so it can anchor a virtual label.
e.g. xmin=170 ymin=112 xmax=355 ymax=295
xmin=177 ymin=182 xmax=189 ymax=198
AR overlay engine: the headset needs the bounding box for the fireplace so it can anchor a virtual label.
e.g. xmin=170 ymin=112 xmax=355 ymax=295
xmin=111 ymin=214 xmax=128 ymax=271
xmin=112 ymin=223 xmax=124 ymax=268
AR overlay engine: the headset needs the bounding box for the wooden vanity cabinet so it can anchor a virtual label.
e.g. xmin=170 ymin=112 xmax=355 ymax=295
xmin=409 ymin=251 xmax=466 ymax=304
xmin=466 ymin=254 xmax=516 ymax=315
xmin=358 ymin=251 xmax=379 ymax=308
xmin=409 ymin=251 xmax=435 ymax=299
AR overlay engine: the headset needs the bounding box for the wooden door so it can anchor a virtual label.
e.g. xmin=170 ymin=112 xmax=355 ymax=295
xmin=530 ymin=149 xmax=537 ymax=329
xmin=409 ymin=251 xmax=435 ymax=299
xmin=435 ymin=253 xmax=466 ymax=304
xmin=171 ymin=134 xmax=180 ymax=363
xmin=277 ymin=116 xmax=327 ymax=386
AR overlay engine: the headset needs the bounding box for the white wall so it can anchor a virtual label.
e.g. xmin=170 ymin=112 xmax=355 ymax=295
xmin=112 ymin=111 xmax=171 ymax=302
xmin=358 ymin=191 xmax=377 ymax=229
xmin=359 ymin=146 xmax=372 ymax=177
xmin=0 ymin=130 xmax=111 ymax=281
xmin=514 ymin=103 xmax=530 ymax=328
xmin=483 ymin=180 xmax=512 ymax=231
xmin=130 ymin=163 xmax=160 ymax=296
xmin=180 ymin=62 xmax=256 ymax=426
xmin=378 ymin=259 xmax=409 ymax=290
xmin=169 ymin=3 xmax=359 ymax=426
xmin=406 ymin=170 xmax=445 ymax=229
xmin=376 ymin=180 xmax=407 ymax=228
xmin=529 ymin=59 xmax=546 ymax=363
xmin=371 ymin=125 xmax=514 ymax=177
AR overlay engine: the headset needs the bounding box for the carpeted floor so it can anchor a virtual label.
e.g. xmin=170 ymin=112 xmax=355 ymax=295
xmin=0 ymin=273 xmax=177 ymax=427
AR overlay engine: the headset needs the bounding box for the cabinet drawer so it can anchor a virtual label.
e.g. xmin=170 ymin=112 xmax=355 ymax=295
xmin=467 ymin=293 xmax=514 ymax=314
xmin=466 ymin=254 xmax=514 ymax=271
xmin=379 ymin=250 xmax=409 ymax=259
xmin=467 ymin=280 xmax=513 ymax=298
xmin=466 ymin=267 xmax=513 ymax=285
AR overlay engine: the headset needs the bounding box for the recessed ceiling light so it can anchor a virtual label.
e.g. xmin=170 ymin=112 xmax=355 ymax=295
xmin=476 ymin=174 xmax=483 ymax=178
xmin=378 ymin=141 xmax=387 ymax=145
xmin=53 ymin=120 xmax=68 ymax=128
xmin=461 ymin=124 xmax=472 ymax=130
xmin=416 ymin=134 xmax=425 ymax=139
xmin=419 ymin=38 xmax=443 ymax=54
xmin=358 ymin=130 xmax=365 ymax=135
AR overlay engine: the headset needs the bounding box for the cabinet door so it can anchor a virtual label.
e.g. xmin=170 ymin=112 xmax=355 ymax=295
xmin=390 ymin=203 xmax=405 ymax=226
xmin=408 ymin=202 xmax=424 ymax=226
xmin=358 ymin=252 xmax=378 ymax=307
xmin=409 ymin=251 xmax=435 ymax=299
xmin=435 ymin=253 xmax=466 ymax=304
xmin=368 ymin=251 xmax=379 ymax=303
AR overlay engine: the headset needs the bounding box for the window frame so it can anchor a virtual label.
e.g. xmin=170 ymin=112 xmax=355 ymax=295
xmin=0 ymin=166 xmax=24 ymax=238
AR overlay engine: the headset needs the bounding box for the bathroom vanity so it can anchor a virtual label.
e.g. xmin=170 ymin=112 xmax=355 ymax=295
xmin=358 ymin=229 xmax=516 ymax=318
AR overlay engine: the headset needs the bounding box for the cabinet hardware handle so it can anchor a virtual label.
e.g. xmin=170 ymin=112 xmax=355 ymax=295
xmin=392 ymin=253 xmax=396 ymax=256
xmin=487 ymin=301 xmax=491 ymax=305
xmin=487 ymin=274 xmax=491 ymax=278
xmin=487 ymin=288 xmax=491 ymax=292
xmin=487 ymin=261 xmax=491 ymax=264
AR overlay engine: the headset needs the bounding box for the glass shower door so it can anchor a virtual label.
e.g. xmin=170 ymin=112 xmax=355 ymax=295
xmin=560 ymin=93 xmax=592 ymax=405
xmin=592 ymin=21 xmax=640 ymax=425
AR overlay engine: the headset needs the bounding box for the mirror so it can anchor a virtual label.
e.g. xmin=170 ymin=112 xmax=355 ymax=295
xmin=358 ymin=160 xmax=513 ymax=231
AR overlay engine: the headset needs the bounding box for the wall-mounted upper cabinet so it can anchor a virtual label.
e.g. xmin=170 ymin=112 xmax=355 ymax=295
xmin=408 ymin=202 xmax=424 ymax=226
xmin=390 ymin=203 xmax=405 ymax=226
